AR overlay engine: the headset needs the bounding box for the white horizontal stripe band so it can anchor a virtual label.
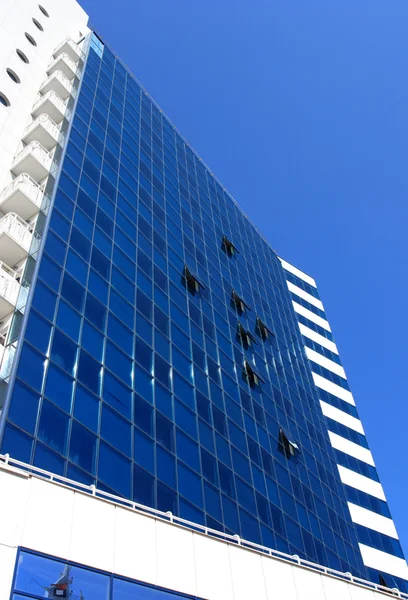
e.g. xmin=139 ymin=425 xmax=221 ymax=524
xmin=337 ymin=465 xmax=386 ymax=501
xmin=358 ymin=544 xmax=408 ymax=579
xmin=286 ymin=281 xmax=324 ymax=311
xmin=305 ymin=347 xmax=346 ymax=379
xmin=328 ymin=431 xmax=375 ymax=466
xmin=279 ymin=258 xmax=317 ymax=288
xmin=312 ymin=373 xmax=355 ymax=405
xmin=292 ymin=302 xmax=331 ymax=331
xmin=319 ymin=401 xmax=364 ymax=434
xmin=298 ymin=323 xmax=339 ymax=354
xmin=348 ymin=503 xmax=398 ymax=539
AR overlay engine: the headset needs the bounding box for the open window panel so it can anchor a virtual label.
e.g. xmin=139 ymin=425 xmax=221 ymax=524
xmin=279 ymin=428 xmax=301 ymax=459
xmin=184 ymin=265 xmax=205 ymax=295
xmin=244 ymin=359 xmax=264 ymax=388
xmin=232 ymin=289 xmax=251 ymax=314
xmin=237 ymin=322 xmax=257 ymax=348
xmin=222 ymin=234 xmax=240 ymax=258
xmin=256 ymin=316 xmax=274 ymax=341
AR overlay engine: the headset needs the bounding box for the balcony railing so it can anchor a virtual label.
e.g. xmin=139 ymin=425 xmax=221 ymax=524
xmin=40 ymin=70 xmax=74 ymax=101
xmin=11 ymin=141 xmax=53 ymax=182
xmin=47 ymin=52 xmax=79 ymax=81
xmin=0 ymin=261 xmax=23 ymax=319
xmin=0 ymin=212 xmax=34 ymax=251
xmin=31 ymin=90 xmax=70 ymax=123
xmin=53 ymin=36 xmax=84 ymax=63
xmin=0 ymin=174 xmax=47 ymax=220
xmin=22 ymin=113 xmax=64 ymax=151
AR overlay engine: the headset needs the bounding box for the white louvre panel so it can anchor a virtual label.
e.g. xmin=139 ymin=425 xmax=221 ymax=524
xmin=348 ymin=503 xmax=398 ymax=539
xmin=305 ymin=347 xmax=346 ymax=379
xmin=319 ymin=401 xmax=364 ymax=434
xmin=287 ymin=280 xmax=324 ymax=311
xmin=292 ymin=301 xmax=331 ymax=332
xmin=337 ymin=465 xmax=386 ymax=501
xmin=279 ymin=258 xmax=317 ymax=288
xmin=312 ymin=372 xmax=355 ymax=405
xmin=299 ymin=322 xmax=339 ymax=354
xmin=328 ymin=431 xmax=375 ymax=466
xmin=359 ymin=545 xmax=408 ymax=580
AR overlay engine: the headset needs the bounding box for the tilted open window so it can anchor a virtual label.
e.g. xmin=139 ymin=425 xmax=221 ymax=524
xmin=232 ymin=290 xmax=251 ymax=314
xmin=237 ymin=323 xmax=257 ymax=348
xmin=244 ymin=360 xmax=264 ymax=388
xmin=184 ymin=265 xmax=205 ymax=295
xmin=222 ymin=235 xmax=239 ymax=258
xmin=256 ymin=316 xmax=274 ymax=341
xmin=279 ymin=428 xmax=300 ymax=459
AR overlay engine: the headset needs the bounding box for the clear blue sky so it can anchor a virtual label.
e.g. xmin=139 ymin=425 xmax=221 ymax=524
xmin=81 ymin=0 xmax=408 ymax=556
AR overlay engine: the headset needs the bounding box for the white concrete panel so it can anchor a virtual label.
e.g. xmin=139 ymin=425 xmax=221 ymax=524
xmin=348 ymin=503 xmax=398 ymax=539
xmin=0 ymin=467 xmax=29 ymax=545
xmin=194 ymin=533 xmax=234 ymax=600
xmin=70 ymin=493 xmax=116 ymax=572
xmin=312 ymin=372 xmax=356 ymax=405
xmin=348 ymin=586 xmax=377 ymax=600
xmin=229 ymin=545 xmax=268 ymax=600
xmin=359 ymin=544 xmax=408 ymax=580
xmin=328 ymin=431 xmax=375 ymax=466
xmin=156 ymin=521 xmax=197 ymax=596
xmin=21 ymin=477 xmax=74 ymax=559
xmin=320 ymin=400 xmax=364 ymax=434
xmin=280 ymin=258 xmax=317 ymax=287
xmin=0 ymin=543 xmax=17 ymax=600
xmin=293 ymin=301 xmax=331 ymax=331
xmin=298 ymin=322 xmax=339 ymax=354
xmin=321 ymin=575 xmax=352 ymax=600
xmin=293 ymin=567 xmax=325 ymax=600
xmin=113 ymin=507 xmax=157 ymax=585
xmin=262 ymin=556 xmax=298 ymax=600
xmin=306 ymin=347 xmax=346 ymax=379
xmin=337 ymin=466 xmax=386 ymax=501
xmin=287 ymin=280 xmax=324 ymax=310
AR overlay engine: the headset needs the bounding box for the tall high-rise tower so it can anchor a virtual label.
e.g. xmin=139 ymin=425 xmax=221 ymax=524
xmin=0 ymin=2 xmax=406 ymax=599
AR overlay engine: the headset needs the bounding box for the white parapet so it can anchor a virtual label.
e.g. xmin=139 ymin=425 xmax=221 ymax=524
xmin=11 ymin=141 xmax=53 ymax=182
xmin=40 ymin=70 xmax=75 ymax=102
xmin=53 ymin=36 xmax=85 ymax=63
xmin=0 ymin=261 xmax=22 ymax=319
xmin=22 ymin=113 xmax=64 ymax=151
xmin=47 ymin=52 xmax=79 ymax=81
xmin=31 ymin=90 xmax=70 ymax=124
xmin=0 ymin=455 xmax=406 ymax=600
xmin=0 ymin=173 xmax=46 ymax=220
xmin=0 ymin=212 xmax=34 ymax=265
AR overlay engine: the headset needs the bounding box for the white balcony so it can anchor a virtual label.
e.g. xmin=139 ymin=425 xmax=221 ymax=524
xmin=0 ymin=174 xmax=46 ymax=221
xmin=0 ymin=213 xmax=33 ymax=266
xmin=47 ymin=52 xmax=78 ymax=81
xmin=40 ymin=70 xmax=73 ymax=101
xmin=0 ymin=262 xmax=23 ymax=320
xmin=11 ymin=142 xmax=52 ymax=182
xmin=53 ymin=37 xmax=84 ymax=63
xmin=31 ymin=90 xmax=69 ymax=124
xmin=22 ymin=114 xmax=64 ymax=151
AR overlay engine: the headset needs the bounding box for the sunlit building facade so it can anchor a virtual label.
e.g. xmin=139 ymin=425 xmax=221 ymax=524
xmin=0 ymin=1 xmax=406 ymax=598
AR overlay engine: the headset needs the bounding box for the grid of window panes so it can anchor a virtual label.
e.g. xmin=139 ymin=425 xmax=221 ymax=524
xmin=1 ymin=35 xmax=367 ymax=579
xmin=12 ymin=549 xmax=199 ymax=599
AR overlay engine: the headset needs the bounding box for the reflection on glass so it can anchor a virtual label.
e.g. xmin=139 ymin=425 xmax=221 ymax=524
xmin=14 ymin=551 xmax=109 ymax=599
xmin=13 ymin=550 xmax=197 ymax=599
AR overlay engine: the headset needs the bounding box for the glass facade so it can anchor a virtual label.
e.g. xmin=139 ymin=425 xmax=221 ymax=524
xmin=0 ymin=32 xmax=397 ymax=586
xmin=12 ymin=548 xmax=199 ymax=599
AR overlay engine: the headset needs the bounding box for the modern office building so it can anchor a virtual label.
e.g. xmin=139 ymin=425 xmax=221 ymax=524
xmin=0 ymin=1 xmax=406 ymax=599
